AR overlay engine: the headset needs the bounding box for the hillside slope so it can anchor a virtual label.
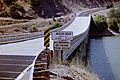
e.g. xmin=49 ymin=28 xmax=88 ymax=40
xmin=0 ymin=0 xmax=120 ymax=18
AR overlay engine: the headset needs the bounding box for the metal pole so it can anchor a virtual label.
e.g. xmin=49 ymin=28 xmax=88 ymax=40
xmin=61 ymin=50 xmax=63 ymax=63
xmin=46 ymin=47 xmax=48 ymax=50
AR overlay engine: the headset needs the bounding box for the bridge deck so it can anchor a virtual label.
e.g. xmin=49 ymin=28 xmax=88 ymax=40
xmin=63 ymin=16 xmax=90 ymax=36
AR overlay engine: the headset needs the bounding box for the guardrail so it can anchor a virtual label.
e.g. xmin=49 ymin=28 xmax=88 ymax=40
xmin=63 ymin=28 xmax=89 ymax=60
xmin=0 ymin=32 xmax=44 ymax=44
xmin=78 ymin=7 xmax=106 ymax=16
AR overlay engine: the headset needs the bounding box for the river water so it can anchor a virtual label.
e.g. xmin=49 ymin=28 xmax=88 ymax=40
xmin=89 ymin=36 xmax=120 ymax=80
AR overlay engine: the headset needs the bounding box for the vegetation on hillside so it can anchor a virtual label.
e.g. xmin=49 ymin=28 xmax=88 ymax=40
xmin=0 ymin=0 xmax=70 ymax=18
xmin=107 ymin=17 xmax=119 ymax=31
xmin=0 ymin=0 xmax=120 ymax=19
xmin=48 ymin=22 xmax=62 ymax=30
xmin=107 ymin=8 xmax=120 ymax=31
xmin=91 ymin=7 xmax=120 ymax=36
xmin=30 ymin=0 xmax=39 ymax=6
xmin=3 ymin=0 xmax=17 ymax=6
xmin=107 ymin=8 xmax=120 ymax=19
xmin=94 ymin=15 xmax=108 ymax=32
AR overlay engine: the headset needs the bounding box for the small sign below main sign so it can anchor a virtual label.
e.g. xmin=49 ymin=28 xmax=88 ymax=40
xmin=54 ymin=40 xmax=70 ymax=47
xmin=52 ymin=31 xmax=73 ymax=40
xmin=54 ymin=40 xmax=71 ymax=50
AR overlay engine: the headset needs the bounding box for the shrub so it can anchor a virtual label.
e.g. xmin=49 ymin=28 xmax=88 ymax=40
xmin=30 ymin=24 xmax=38 ymax=32
xmin=0 ymin=29 xmax=5 ymax=34
xmin=94 ymin=15 xmax=108 ymax=32
xmin=52 ymin=16 xmax=56 ymax=22
xmin=48 ymin=22 xmax=62 ymax=30
xmin=9 ymin=5 xmax=16 ymax=12
xmin=30 ymin=0 xmax=39 ymax=6
xmin=9 ymin=3 xmax=24 ymax=12
xmin=107 ymin=8 xmax=120 ymax=19
xmin=107 ymin=18 xmax=119 ymax=31
xmin=14 ymin=3 xmax=24 ymax=11
xmin=41 ymin=10 xmax=45 ymax=18
xmin=3 ymin=0 xmax=17 ymax=6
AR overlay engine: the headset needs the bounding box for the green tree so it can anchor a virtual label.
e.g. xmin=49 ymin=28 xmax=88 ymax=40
xmin=41 ymin=10 xmax=45 ymax=18
xmin=3 ymin=0 xmax=17 ymax=6
xmin=30 ymin=0 xmax=39 ymax=6
xmin=9 ymin=3 xmax=23 ymax=11
xmin=107 ymin=8 xmax=120 ymax=19
xmin=48 ymin=22 xmax=62 ymax=30
xmin=107 ymin=18 xmax=119 ymax=31
xmin=30 ymin=24 xmax=38 ymax=32
xmin=14 ymin=3 xmax=24 ymax=11
xmin=52 ymin=16 xmax=56 ymax=22
xmin=94 ymin=15 xmax=108 ymax=32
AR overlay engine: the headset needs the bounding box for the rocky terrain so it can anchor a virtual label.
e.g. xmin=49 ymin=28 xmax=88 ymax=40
xmin=49 ymin=64 xmax=100 ymax=80
xmin=0 ymin=0 xmax=120 ymax=19
xmin=0 ymin=15 xmax=72 ymax=34
xmin=0 ymin=0 xmax=120 ymax=34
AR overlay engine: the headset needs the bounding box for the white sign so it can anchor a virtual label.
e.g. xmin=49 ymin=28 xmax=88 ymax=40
xmin=54 ymin=40 xmax=70 ymax=50
xmin=54 ymin=40 xmax=70 ymax=47
xmin=52 ymin=31 xmax=73 ymax=40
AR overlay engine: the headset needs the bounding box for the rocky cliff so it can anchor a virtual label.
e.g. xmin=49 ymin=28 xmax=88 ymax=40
xmin=0 ymin=0 xmax=119 ymax=19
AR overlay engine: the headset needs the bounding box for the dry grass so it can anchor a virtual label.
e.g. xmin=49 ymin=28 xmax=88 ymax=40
xmin=71 ymin=65 xmax=100 ymax=80
xmin=49 ymin=64 xmax=100 ymax=80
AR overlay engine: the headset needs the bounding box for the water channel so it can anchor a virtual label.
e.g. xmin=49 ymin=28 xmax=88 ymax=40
xmin=89 ymin=36 xmax=120 ymax=80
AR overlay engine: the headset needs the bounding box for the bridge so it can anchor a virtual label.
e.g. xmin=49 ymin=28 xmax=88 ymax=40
xmin=0 ymin=8 xmax=105 ymax=80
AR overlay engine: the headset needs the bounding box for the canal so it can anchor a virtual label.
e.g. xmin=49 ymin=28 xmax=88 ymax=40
xmin=89 ymin=36 xmax=120 ymax=80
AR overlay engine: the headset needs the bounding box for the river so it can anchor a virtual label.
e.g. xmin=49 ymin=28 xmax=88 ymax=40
xmin=89 ymin=36 xmax=120 ymax=80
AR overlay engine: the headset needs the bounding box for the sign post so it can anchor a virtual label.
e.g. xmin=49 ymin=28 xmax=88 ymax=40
xmin=52 ymin=31 xmax=73 ymax=63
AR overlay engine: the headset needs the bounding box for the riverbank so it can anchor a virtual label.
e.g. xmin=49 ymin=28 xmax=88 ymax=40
xmin=89 ymin=29 xmax=120 ymax=38
xmin=90 ymin=7 xmax=120 ymax=38
xmin=89 ymin=29 xmax=113 ymax=38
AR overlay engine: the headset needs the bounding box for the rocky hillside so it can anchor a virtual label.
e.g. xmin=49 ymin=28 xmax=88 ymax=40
xmin=0 ymin=0 xmax=120 ymax=19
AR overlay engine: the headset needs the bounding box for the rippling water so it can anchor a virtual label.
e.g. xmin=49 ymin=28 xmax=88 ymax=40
xmin=89 ymin=36 xmax=120 ymax=80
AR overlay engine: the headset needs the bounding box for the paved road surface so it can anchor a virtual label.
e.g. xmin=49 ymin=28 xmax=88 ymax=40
xmin=0 ymin=55 xmax=35 ymax=79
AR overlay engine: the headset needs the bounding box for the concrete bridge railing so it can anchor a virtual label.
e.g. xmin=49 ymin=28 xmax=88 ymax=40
xmin=63 ymin=15 xmax=91 ymax=60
